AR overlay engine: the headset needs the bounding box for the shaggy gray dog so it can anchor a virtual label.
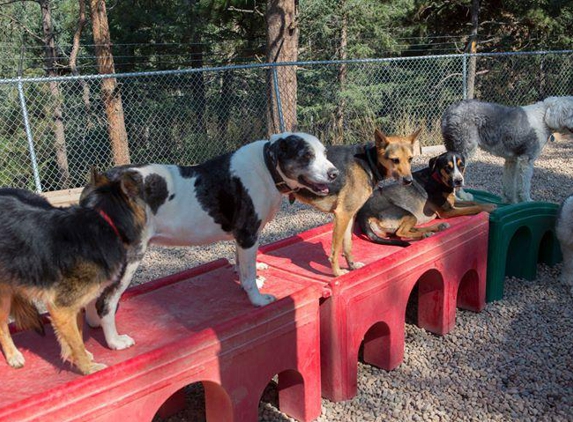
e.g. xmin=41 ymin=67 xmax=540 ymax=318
xmin=556 ymin=194 xmax=573 ymax=296
xmin=442 ymin=96 xmax=573 ymax=203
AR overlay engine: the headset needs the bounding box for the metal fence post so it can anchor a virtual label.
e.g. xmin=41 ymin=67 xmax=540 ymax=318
xmin=17 ymin=78 xmax=42 ymax=193
xmin=271 ymin=66 xmax=286 ymax=132
xmin=462 ymin=53 xmax=468 ymax=100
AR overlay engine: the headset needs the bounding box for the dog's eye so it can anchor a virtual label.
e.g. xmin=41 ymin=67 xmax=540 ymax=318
xmin=408 ymin=157 xmax=413 ymax=163
xmin=304 ymin=152 xmax=313 ymax=161
xmin=391 ymin=158 xmax=400 ymax=164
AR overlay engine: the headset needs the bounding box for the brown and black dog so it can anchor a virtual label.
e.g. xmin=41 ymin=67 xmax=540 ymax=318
xmin=356 ymin=151 xmax=496 ymax=245
xmin=294 ymin=129 xmax=419 ymax=276
xmin=0 ymin=169 xmax=148 ymax=374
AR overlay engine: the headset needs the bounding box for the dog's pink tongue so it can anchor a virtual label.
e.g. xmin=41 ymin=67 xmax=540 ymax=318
xmin=315 ymin=183 xmax=329 ymax=194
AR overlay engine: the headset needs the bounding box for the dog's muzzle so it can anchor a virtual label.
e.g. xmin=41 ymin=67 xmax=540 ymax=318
xmin=402 ymin=176 xmax=413 ymax=186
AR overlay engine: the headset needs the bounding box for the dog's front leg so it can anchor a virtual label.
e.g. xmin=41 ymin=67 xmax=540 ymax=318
xmin=330 ymin=210 xmax=353 ymax=276
xmin=91 ymin=260 xmax=141 ymax=350
xmin=234 ymin=249 xmax=267 ymax=289
xmin=343 ymin=216 xmax=364 ymax=270
xmin=236 ymin=242 xmax=276 ymax=306
xmin=502 ymin=158 xmax=518 ymax=203
xmin=516 ymin=157 xmax=534 ymax=202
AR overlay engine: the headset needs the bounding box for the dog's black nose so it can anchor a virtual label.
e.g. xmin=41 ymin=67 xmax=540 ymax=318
xmin=454 ymin=178 xmax=463 ymax=187
xmin=403 ymin=177 xmax=413 ymax=186
xmin=328 ymin=168 xmax=339 ymax=181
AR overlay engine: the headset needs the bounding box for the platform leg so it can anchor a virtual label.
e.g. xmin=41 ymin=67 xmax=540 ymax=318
xmin=417 ymin=274 xmax=455 ymax=336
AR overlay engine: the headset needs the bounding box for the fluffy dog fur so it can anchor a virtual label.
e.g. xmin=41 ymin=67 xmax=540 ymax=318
xmin=556 ymin=194 xmax=573 ymax=295
xmin=0 ymin=171 xmax=148 ymax=375
xmin=294 ymin=129 xmax=418 ymax=276
xmin=81 ymin=133 xmax=337 ymax=351
xmin=442 ymin=96 xmax=573 ymax=203
xmin=357 ymin=151 xmax=496 ymax=245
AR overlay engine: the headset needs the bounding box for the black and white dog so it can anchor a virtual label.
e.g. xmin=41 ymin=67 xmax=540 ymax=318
xmin=80 ymin=132 xmax=338 ymax=350
xmin=442 ymin=96 xmax=573 ymax=203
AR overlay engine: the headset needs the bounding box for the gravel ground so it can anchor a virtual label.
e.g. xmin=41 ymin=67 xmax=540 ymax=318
xmin=150 ymin=139 xmax=573 ymax=422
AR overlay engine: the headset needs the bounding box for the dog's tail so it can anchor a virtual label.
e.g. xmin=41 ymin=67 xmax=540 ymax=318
xmin=357 ymin=218 xmax=411 ymax=247
xmin=11 ymin=294 xmax=45 ymax=336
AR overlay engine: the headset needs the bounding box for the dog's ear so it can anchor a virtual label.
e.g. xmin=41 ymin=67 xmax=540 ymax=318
xmin=409 ymin=128 xmax=422 ymax=144
xmin=120 ymin=171 xmax=143 ymax=199
xmin=374 ymin=129 xmax=389 ymax=150
xmin=88 ymin=166 xmax=109 ymax=187
xmin=278 ymin=136 xmax=290 ymax=153
xmin=429 ymin=156 xmax=438 ymax=171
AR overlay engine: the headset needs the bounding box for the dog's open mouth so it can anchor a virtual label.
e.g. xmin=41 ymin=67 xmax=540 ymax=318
xmin=298 ymin=175 xmax=330 ymax=195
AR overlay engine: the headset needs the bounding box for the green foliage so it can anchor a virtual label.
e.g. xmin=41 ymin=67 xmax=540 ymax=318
xmin=0 ymin=0 xmax=572 ymax=190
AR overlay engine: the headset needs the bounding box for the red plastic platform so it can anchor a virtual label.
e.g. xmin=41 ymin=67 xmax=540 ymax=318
xmin=0 ymin=260 xmax=323 ymax=422
xmin=259 ymin=213 xmax=489 ymax=402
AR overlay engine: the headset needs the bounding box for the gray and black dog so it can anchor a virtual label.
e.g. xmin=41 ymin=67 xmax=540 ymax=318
xmin=442 ymin=96 xmax=573 ymax=203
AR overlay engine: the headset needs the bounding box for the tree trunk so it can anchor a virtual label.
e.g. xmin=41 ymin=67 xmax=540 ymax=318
xmin=219 ymin=68 xmax=232 ymax=147
xmin=187 ymin=0 xmax=206 ymax=134
xmin=40 ymin=0 xmax=70 ymax=189
xmin=89 ymin=0 xmax=130 ymax=165
xmin=466 ymin=0 xmax=479 ymax=99
xmin=334 ymin=5 xmax=347 ymax=144
xmin=266 ymin=0 xmax=299 ymax=136
xmin=70 ymin=0 xmax=92 ymax=129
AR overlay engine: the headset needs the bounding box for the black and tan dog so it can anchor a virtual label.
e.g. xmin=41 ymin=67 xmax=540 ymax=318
xmin=0 ymin=169 xmax=147 ymax=374
xmin=294 ymin=129 xmax=419 ymax=276
xmin=356 ymin=151 xmax=496 ymax=245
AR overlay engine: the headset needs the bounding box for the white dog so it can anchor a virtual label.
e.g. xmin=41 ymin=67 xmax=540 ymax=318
xmin=442 ymin=96 xmax=573 ymax=203
xmin=556 ymin=194 xmax=573 ymax=295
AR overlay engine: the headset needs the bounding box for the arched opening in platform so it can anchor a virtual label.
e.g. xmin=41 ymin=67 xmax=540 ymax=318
xmin=538 ymin=229 xmax=561 ymax=266
xmin=505 ymin=226 xmax=532 ymax=279
xmin=360 ymin=321 xmax=397 ymax=370
xmin=259 ymin=369 xmax=308 ymax=421
xmin=457 ymin=268 xmax=481 ymax=311
xmin=153 ymin=381 xmax=232 ymax=422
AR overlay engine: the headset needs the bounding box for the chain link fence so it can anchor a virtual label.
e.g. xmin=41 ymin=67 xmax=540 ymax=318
xmin=0 ymin=50 xmax=572 ymax=193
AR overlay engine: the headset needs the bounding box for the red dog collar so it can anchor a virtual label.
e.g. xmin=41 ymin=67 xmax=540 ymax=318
xmin=98 ymin=209 xmax=121 ymax=238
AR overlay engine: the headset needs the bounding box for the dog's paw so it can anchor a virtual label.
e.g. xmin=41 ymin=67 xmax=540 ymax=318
xmin=438 ymin=223 xmax=450 ymax=231
xmin=333 ymin=268 xmax=349 ymax=277
xmin=256 ymin=275 xmax=266 ymax=289
xmin=250 ymin=293 xmax=276 ymax=307
xmin=456 ymin=190 xmax=474 ymax=201
xmin=256 ymin=262 xmax=268 ymax=271
xmin=85 ymin=349 xmax=94 ymax=361
xmin=422 ymin=232 xmax=435 ymax=238
xmin=108 ymin=334 xmax=135 ymax=350
xmin=483 ymin=204 xmax=497 ymax=213
xmin=86 ymin=362 xmax=107 ymax=375
xmin=349 ymin=261 xmax=365 ymax=270
xmin=7 ymin=350 xmax=25 ymax=369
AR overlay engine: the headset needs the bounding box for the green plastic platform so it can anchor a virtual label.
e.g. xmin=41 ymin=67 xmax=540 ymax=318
xmin=467 ymin=189 xmax=562 ymax=302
